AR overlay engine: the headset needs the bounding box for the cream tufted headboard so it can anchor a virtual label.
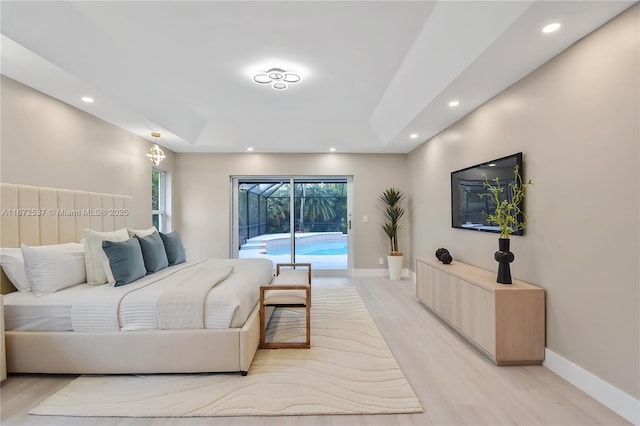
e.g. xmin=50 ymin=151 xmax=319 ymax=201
xmin=0 ymin=183 xmax=132 ymax=294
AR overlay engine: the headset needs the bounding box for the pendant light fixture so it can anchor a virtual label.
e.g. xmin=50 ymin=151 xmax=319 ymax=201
xmin=146 ymin=132 xmax=166 ymax=166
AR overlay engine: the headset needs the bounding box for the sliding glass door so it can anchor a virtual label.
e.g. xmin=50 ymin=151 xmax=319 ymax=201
xmin=232 ymin=176 xmax=352 ymax=273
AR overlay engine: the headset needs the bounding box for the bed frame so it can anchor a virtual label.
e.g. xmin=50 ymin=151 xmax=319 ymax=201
xmin=0 ymin=183 xmax=268 ymax=375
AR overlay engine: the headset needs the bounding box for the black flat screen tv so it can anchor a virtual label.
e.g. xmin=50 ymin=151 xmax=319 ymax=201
xmin=450 ymin=152 xmax=524 ymax=235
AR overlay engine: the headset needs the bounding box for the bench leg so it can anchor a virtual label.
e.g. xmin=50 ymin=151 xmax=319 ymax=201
xmin=305 ymin=286 xmax=311 ymax=347
xmin=305 ymin=305 xmax=311 ymax=347
xmin=259 ymin=289 xmax=266 ymax=348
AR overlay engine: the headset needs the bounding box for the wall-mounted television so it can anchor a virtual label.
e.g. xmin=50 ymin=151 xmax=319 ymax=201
xmin=451 ymin=152 xmax=524 ymax=235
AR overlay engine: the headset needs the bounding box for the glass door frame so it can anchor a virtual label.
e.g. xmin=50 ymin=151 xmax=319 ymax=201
xmin=231 ymin=175 xmax=353 ymax=276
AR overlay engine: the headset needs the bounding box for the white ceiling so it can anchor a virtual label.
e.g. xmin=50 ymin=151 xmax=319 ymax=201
xmin=1 ymin=1 xmax=635 ymax=154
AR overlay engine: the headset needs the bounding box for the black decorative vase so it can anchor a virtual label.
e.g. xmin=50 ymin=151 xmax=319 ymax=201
xmin=494 ymin=238 xmax=515 ymax=284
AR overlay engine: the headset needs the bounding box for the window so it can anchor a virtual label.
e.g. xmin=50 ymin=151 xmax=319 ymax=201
xmin=152 ymin=169 xmax=165 ymax=231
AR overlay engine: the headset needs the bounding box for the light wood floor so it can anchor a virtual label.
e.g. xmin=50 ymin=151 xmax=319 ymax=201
xmin=0 ymin=277 xmax=629 ymax=425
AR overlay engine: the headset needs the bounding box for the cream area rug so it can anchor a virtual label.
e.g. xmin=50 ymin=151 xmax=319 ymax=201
xmin=30 ymin=287 xmax=422 ymax=418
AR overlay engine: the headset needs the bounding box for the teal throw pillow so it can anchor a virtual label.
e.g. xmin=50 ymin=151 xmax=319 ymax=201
xmin=159 ymin=231 xmax=186 ymax=265
xmin=102 ymin=238 xmax=146 ymax=287
xmin=136 ymin=231 xmax=169 ymax=273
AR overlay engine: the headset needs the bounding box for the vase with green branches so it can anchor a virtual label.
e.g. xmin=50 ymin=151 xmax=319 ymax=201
xmin=478 ymin=165 xmax=532 ymax=283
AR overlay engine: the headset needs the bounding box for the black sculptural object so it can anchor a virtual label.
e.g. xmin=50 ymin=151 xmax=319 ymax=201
xmin=435 ymin=248 xmax=453 ymax=264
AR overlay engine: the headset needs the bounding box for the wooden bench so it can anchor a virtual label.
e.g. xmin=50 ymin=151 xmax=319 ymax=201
xmin=259 ymin=263 xmax=311 ymax=349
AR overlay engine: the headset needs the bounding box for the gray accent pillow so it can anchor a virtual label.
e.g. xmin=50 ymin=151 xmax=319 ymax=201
xmin=160 ymin=231 xmax=186 ymax=265
xmin=135 ymin=231 xmax=169 ymax=273
xmin=102 ymin=238 xmax=146 ymax=287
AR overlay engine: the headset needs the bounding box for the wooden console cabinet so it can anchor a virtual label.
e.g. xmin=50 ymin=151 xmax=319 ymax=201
xmin=416 ymin=257 xmax=545 ymax=365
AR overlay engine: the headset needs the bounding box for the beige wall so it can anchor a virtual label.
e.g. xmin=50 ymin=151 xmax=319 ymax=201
xmin=0 ymin=76 xmax=176 ymax=228
xmin=408 ymin=5 xmax=639 ymax=398
xmin=173 ymin=153 xmax=409 ymax=269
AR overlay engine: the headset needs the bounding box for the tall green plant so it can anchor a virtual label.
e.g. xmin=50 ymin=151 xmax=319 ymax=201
xmin=478 ymin=165 xmax=532 ymax=239
xmin=379 ymin=188 xmax=406 ymax=254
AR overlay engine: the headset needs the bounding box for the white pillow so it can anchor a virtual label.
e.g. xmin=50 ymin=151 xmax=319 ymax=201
xmin=0 ymin=247 xmax=31 ymax=292
xmin=21 ymin=242 xmax=86 ymax=295
xmin=83 ymin=228 xmax=130 ymax=285
xmin=127 ymin=226 xmax=158 ymax=238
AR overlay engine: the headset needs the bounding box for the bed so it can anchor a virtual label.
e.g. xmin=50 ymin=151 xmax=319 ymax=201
xmin=0 ymin=183 xmax=274 ymax=375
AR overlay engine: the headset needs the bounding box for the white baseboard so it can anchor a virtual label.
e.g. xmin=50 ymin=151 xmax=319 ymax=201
xmin=544 ymin=348 xmax=639 ymax=425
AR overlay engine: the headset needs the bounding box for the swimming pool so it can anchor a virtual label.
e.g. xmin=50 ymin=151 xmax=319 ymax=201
xmin=259 ymin=232 xmax=348 ymax=256
xmin=239 ymin=232 xmax=348 ymax=269
xmin=267 ymin=242 xmax=347 ymax=256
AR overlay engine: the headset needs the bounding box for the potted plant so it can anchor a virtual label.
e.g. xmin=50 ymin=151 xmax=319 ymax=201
xmin=478 ymin=164 xmax=532 ymax=283
xmin=379 ymin=188 xmax=406 ymax=280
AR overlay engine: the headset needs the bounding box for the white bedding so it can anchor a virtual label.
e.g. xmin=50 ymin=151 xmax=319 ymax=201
xmin=3 ymin=292 xmax=72 ymax=331
xmin=3 ymin=258 xmax=273 ymax=332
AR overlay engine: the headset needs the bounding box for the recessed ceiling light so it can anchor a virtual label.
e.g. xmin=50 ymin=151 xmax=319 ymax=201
xmin=542 ymin=22 xmax=561 ymax=34
xmin=448 ymin=100 xmax=460 ymax=107
xmin=410 ymin=134 xmax=418 ymax=139
xmin=247 ymin=147 xmax=254 ymax=152
xmin=488 ymin=163 xmax=496 ymax=167
xmin=329 ymin=147 xmax=336 ymax=152
xmin=81 ymin=96 xmax=94 ymax=103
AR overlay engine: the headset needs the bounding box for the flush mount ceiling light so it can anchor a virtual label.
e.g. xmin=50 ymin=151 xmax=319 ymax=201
xmin=146 ymin=132 xmax=166 ymax=166
xmin=253 ymin=68 xmax=301 ymax=90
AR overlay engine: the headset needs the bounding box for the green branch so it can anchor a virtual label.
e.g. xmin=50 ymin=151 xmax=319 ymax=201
xmin=478 ymin=165 xmax=532 ymax=239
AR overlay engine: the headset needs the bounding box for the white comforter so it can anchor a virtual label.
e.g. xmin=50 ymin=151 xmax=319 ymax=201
xmin=70 ymin=258 xmax=273 ymax=332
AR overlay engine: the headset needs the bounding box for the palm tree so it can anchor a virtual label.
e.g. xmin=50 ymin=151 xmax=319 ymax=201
xmin=305 ymin=185 xmax=336 ymax=224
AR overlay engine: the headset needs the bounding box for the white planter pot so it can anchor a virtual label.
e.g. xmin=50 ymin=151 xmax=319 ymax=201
xmin=387 ymin=255 xmax=404 ymax=281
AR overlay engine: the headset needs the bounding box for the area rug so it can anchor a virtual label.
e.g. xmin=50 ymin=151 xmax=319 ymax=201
xmin=30 ymin=287 xmax=422 ymax=418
